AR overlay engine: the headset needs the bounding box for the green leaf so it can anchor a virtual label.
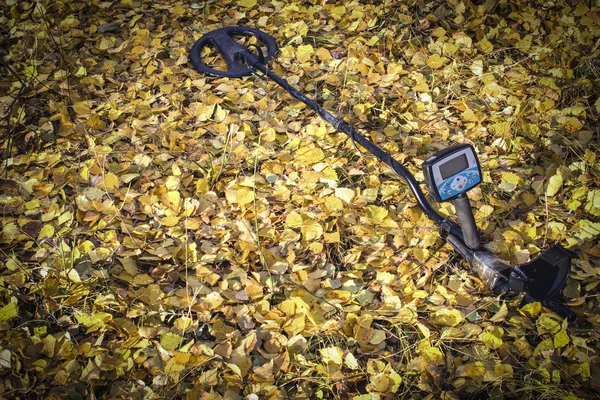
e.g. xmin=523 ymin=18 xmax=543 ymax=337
xmin=477 ymin=38 xmax=493 ymax=53
xmin=160 ymin=332 xmax=182 ymax=351
xmin=554 ymin=329 xmax=570 ymax=348
xmin=0 ymin=301 xmax=18 ymax=322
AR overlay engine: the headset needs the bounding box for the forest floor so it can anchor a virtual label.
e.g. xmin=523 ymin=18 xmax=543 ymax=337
xmin=1 ymin=0 xmax=599 ymax=399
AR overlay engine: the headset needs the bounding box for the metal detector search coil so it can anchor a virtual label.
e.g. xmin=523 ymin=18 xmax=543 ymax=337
xmin=423 ymin=144 xmax=482 ymax=202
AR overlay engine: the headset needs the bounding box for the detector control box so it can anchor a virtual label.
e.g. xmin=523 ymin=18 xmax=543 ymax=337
xmin=423 ymin=144 xmax=482 ymax=202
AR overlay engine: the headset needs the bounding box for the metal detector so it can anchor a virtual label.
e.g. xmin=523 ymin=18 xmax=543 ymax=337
xmin=189 ymin=26 xmax=575 ymax=320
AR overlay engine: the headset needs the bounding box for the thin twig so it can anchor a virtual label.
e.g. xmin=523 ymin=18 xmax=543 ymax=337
xmin=0 ymin=55 xmax=27 ymax=176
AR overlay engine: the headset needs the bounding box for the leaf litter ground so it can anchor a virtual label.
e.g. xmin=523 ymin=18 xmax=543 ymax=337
xmin=0 ymin=0 xmax=599 ymax=399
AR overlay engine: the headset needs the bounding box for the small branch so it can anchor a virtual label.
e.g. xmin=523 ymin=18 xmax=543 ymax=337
xmin=0 ymin=55 xmax=28 ymax=176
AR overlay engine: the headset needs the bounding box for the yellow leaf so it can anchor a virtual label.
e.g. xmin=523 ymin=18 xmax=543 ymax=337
xmin=413 ymin=81 xmax=429 ymax=92
xmin=554 ymin=329 xmax=570 ymax=348
xmin=353 ymin=103 xmax=372 ymax=121
xmin=431 ymin=309 xmax=462 ymax=327
xmin=533 ymin=338 xmax=554 ymax=356
xmin=515 ymin=336 xmax=532 ymax=357
xmin=38 ymin=224 xmax=55 ymax=240
xmin=539 ymin=76 xmax=560 ymax=91
xmin=324 ymin=231 xmax=340 ymax=243
xmin=202 ymin=292 xmax=224 ymax=310
xmin=74 ymin=311 xmax=112 ymax=333
xmin=97 ymin=37 xmax=114 ymax=50
xmin=315 ymin=47 xmax=332 ymax=61
xmin=330 ymin=289 xmax=352 ymax=303
xmin=500 ymin=171 xmax=520 ymax=192
xmin=477 ymin=38 xmax=493 ymax=53
xmin=331 ymin=5 xmax=346 ymax=19
xmin=335 ymin=187 xmax=355 ymax=203
xmin=296 ymin=147 xmax=324 ymax=165
xmin=470 ymin=60 xmax=483 ymax=76
xmin=546 ymin=173 xmax=563 ymax=197
xmin=301 ymin=219 xmax=322 ymax=241
xmin=174 ymin=317 xmax=193 ymax=331
xmin=174 ymin=352 xmax=191 ymax=365
xmin=58 ymin=211 xmax=72 ymax=225
xmin=344 ymin=352 xmax=359 ymax=370
xmin=283 ymin=315 xmax=305 ymax=336
xmin=67 ymin=269 xmax=82 ymax=283
xmin=465 ymin=361 xmax=485 ymax=382
xmin=366 ymin=36 xmax=379 ymax=46
xmin=517 ymin=35 xmax=532 ymax=51
xmin=304 ymin=124 xmax=327 ymax=138
xmin=490 ymin=121 xmax=511 ymax=136
xmin=160 ymin=332 xmax=182 ymax=351
xmin=161 ymin=216 xmax=180 ymax=227
xmin=366 ymin=205 xmax=388 ymax=224
xmin=370 ymin=330 xmax=386 ymax=345
xmin=420 ymin=347 xmax=443 ymax=364
xmin=443 ymin=42 xmax=458 ymax=55
xmin=285 ymin=211 xmax=303 ymax=228
xmin=520 ymin=301 xmax=541 ymax=317
xmin=494 ymin=364 xmax=513 ymax=378
xmin=387 ymin=62 xmax=404 ymax=75
xmin=455 ymin=34 xmax=472 ymax=48
xmin=238 ymin=0 xmax=256 ymax=7
xmin=166 ymin=191 xmax=181 ymax=211
xmin=133 ymin=154 xmax=152 ymax=168
xmin=213 ymin=105 xmax=228 ymax=122
xmin=432 ymin=27 xmax=446 ymax=37
xmin=226 ymin=188 xmax=254 ymax=206
xmin=484 ymin=82 xmax=503 ymax=98
xmin=195 ymin=103 xmax=215 ymax=121
xmin=133 ymin=274 xmax=154 ymax=285
xmin=325 ymin=196 xmax=344 ymax=211
xmin=427 ymin=53 xmax=449 ymax=69
xmin=146 ymin=62 xmax=157 ymax=76
xmin=479 ymin=328 xmax=503 ymax=349
xmin=319 ymin=346 xmax=343 ymax=366
xmin=171 ymin=4 xmax=185 ymax=16
xmin=462 ymin=108 xmax=477 ymax=122
xmin=165 ymin=175 xmax=180 ymax=191
xmin=296 ymin=44 xmax=314 ymax=63
xmin=101 ymin=172 xmax=119 ymax=192
xmin=59 ymin=16 xmax=79 ymax=29
xmin=410 ymin=51 xmax=428 ymax=66
xmin=72 ymin=101 xmax=91 ymax=116
xmin=489 ymin=303 xmax=508 ymax=323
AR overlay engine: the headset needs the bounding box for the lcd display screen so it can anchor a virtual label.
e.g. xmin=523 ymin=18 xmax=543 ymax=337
xmin=439 ymin=154 xmax=469 ymax=179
